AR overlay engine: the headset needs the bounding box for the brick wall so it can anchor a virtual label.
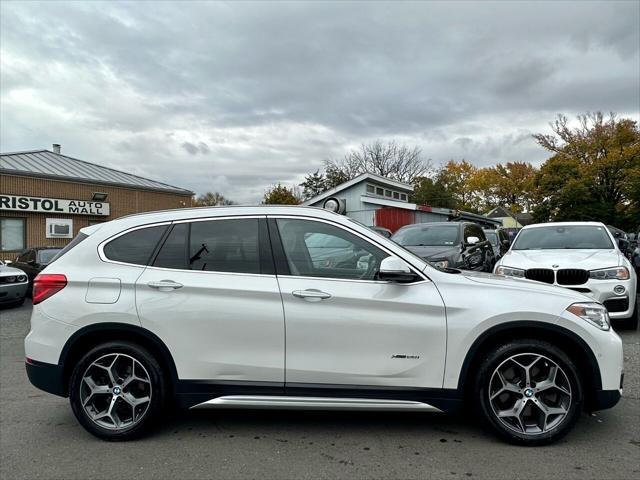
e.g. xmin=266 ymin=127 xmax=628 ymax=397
xmin=1 ymin=174 xmax=192 ymax=260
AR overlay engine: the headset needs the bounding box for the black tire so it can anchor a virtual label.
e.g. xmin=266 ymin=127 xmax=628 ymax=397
xmin=474 ymin=339 xmax=583 ymax=446
xmin=69 ymin=341 xmax=167 ymax=441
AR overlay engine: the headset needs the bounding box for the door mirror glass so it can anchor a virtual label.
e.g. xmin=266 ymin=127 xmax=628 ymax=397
xmin=466 ymin=236 xmax=480 ymax=245
xmin=378 ymin=256 xmax=419 ymax=283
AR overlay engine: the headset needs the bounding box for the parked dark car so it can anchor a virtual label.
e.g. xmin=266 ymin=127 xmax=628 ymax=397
xmin=391 ymin=221 xmax=495 ymax=272
xmin=607 ymin=225 xmax=630 ymax=257
xmin=632 ymin=231 xmax=640 ymax=275
xmin=483 ymin=228 xmax=511 ymax=261
xmin=370 ymin=226 xmax=392 ymax=238
xmin=12 ymin=247 xmax=62 ymax=295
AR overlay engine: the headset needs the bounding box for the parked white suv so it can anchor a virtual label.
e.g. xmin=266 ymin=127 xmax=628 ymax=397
xmin=25 ymin=207 xmax=623 ymax=445
xmin=494 ymin=222 xmax=637 ymax=329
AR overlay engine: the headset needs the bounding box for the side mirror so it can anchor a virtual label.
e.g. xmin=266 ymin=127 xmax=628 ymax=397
xmin=501 ymin=239 xmax=510 ymax=247
xmin=466 ymin=236 xmax=480 ymax=245
xmin=378 ymin=257 xmax=419 ymax=283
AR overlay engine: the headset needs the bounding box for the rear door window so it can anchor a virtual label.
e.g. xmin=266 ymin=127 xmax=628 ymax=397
xmin=189 ymin=219 xmax=260 ymax=274
xmin=103 ymin=225 xmax=168 ymax=266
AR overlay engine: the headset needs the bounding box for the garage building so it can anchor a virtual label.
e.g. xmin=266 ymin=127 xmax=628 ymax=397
xmin=0 ymin=145 xmax=193 ymax=260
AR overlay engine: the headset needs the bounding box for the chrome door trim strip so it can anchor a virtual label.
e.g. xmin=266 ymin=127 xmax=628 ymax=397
xmin=190 ymin=395 xmax=443 ymax=412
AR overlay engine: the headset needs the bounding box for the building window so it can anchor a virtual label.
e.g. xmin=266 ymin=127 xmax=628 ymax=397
xmin=384 ymin=190 xmax=392 ymax=197
xmin=393 ymin=192 xmax=400 ymax=199
xmin=0 ymin=218 xmax=26 ymax=251
xmin=400 ymin=193 xmax=408 ymax=201
xmin=366 ymin=184 xmax=375 ymax=194
xmin=375 ymin=187 xmax=384 ymax=196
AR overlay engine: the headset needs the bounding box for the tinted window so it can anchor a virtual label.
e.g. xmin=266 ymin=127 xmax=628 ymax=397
xmin=38 ymin=249 xmax=62 ymax=264
xmin=153 ymin=223 xmax=188 ymax=269
xmin=484 ymin=231 xmax=498 ymax=246
xmin=50 ymin=233 xmax=88 ymax=263
xmin=189 ymin=219 xmax=260 ymax=273
xmin=103 ymin=225 xmax=168 ymax=265
xmin=512 ymin=225 xmax=614 ymax=250
xmin=392 ymin=225 xmax=460 ymax=247
xmin=277 ymin=219 xmax=387 ymax=280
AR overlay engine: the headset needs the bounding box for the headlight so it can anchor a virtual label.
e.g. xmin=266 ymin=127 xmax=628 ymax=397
xmin=589 ymin=266 xmax=630 ymax=280
xmin=431 ymin=260 xmax=449 ymax=268
xmin=17 ymin=275 xmax=27 ymax=282
xmin=495 ymin=265 xmax=525 ymax=278
xmin=567 ymin=302 xmax=610 ymax=331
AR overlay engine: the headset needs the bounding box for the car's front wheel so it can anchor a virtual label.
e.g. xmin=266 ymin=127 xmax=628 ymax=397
xmin=475 ymin=339 xmax=583 ymax=446
xmin=69 ymin=341 xmax=167 ymax=441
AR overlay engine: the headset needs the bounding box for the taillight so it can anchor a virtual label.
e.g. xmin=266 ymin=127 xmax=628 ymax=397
xmin=32 ymin=274 xmax=67 ymax=305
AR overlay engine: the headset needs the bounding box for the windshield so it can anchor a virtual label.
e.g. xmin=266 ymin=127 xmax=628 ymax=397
xmin=38 ymin=249 xmax=62 ymax=264
xmin=392 ymin=225 xmax=459 ymax=247
xmin=512 ymin=225 xmax=614 ymax=250
xmin=484 ymin=232 xmax=498 ymax=246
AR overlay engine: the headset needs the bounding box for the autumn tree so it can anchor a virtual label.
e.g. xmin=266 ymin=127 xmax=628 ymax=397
xmin=263 ymin=184 xmax=302 ymax=205
xmin=532 ymin=112 xmax=640 ymax=229
xmin=300 ymin=170 xmax=328 ymax=200
xmin=437 ymin=160 xmax=483 ymax=212
xmin=193 ymin=192 xmax=234 ymax=206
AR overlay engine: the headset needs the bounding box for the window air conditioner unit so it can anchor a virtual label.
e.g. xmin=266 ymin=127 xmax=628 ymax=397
xmin=49 ymin=222 xmax=71 ymax=237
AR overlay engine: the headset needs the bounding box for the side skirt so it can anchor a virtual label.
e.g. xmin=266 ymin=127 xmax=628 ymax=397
xmin=176 ymin=380 xmax=462 ymax=413
xmin=191 ymin=396 xmax=443 ymax=412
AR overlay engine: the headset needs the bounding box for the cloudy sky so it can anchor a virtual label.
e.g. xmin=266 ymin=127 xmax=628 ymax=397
xmin=1 ymin=1 xmax=638 ymax=202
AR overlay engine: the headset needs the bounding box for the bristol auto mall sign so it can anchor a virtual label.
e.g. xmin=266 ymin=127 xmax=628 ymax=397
xmin=0 ymin=194 xmax=110 ymax=216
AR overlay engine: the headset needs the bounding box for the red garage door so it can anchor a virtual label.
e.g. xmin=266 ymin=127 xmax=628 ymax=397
xmin=374 ymin=208 xmax=415 ymax=233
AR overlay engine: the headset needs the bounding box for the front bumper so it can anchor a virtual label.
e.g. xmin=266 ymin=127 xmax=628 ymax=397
xmin=0 ymin=282 xmax=28 ymax=304
xmin=25 ymin=359 xmax=66 ymax=397
xmin=565 ymin=276 xmax=637 ymax=319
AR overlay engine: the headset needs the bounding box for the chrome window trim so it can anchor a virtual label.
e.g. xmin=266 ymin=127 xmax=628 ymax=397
xmin=143 ymin=265 xmax=276 ymax=278
xmin=269 ymin=214 xmax=429 ymax=283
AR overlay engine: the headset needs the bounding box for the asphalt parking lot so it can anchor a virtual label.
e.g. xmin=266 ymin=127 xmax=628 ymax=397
xmin=1 ymin=300 xmax=639 ymax=480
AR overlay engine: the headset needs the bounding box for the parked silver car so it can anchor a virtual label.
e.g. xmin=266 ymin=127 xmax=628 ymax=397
xmin=0 ymin=260 xmax=28 ymax=307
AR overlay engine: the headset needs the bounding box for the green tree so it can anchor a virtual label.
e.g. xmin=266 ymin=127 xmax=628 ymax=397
xmin=300 ymin=170 xmax=328 ymax=200
xmin=193 ymin=191 xmax=234 ymax=206
xmin=263 ymin=184 xmax=301 ymax=205
xmin=532 ymin=112 xmax=640 ymax=229
xmin=410 ymin=175 xmax=456 ymax=208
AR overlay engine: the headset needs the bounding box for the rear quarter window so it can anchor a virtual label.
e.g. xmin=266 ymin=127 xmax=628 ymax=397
xmin=103 ymin=225 xmax=168 ymax=266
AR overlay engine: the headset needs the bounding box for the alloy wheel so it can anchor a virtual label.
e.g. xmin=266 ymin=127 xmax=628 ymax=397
xmin=80 ymin=353 xmax=152 ymax=430
xmin=488 ymin=353 xmax=572 ymax=435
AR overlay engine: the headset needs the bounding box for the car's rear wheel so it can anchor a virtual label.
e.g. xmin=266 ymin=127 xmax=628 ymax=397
xmin=69 ymin=341 xmax=167 ymax=441
xmin=475 ymin=339 xmax=583 ymax=446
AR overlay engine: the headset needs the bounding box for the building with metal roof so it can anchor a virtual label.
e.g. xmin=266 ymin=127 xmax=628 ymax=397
xmin=1 ymin=145 xmax=193 ymax=259
xmin=1 ymin=147 xmax=192 ymax=195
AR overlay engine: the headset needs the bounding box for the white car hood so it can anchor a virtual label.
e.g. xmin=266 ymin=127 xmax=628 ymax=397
xmin=499 ymin=249 xmax=621 ymax=270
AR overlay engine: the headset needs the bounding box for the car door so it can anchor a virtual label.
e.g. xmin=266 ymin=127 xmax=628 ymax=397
xmin=271 ymin=216 xmax=447 ymax=390
xmin=135 ymin=216 xmax=285 ymax=384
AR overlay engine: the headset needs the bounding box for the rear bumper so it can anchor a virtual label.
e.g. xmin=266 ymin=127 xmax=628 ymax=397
xmin=25 ymin=359 xmax=66 ymax=397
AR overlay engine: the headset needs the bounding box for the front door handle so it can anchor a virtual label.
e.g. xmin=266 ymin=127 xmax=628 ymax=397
xmin=148 ymin=280 xmax=183 ymax=291
xmin=292 ymin=289 xmax=332 ymax=301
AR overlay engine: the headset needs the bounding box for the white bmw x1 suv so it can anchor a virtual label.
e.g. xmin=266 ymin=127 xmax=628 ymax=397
xmin=25 ymin=206 xmax=623 ymax=445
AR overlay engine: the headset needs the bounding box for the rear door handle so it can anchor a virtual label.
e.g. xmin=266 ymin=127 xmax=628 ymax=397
xmin=292 ymin=289 xmax=332 ymax=301
xmin=148 ymin=280 xmax=183 ymax=291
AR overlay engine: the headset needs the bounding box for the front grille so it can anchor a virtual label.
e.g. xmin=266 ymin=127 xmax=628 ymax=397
xmin=557 ymin=269 xmax=589 ymax=285
xmin=525 ymin=268 xmax=555 ymax=284
xmin=603 ymin=298 xmax=629 ymax=313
